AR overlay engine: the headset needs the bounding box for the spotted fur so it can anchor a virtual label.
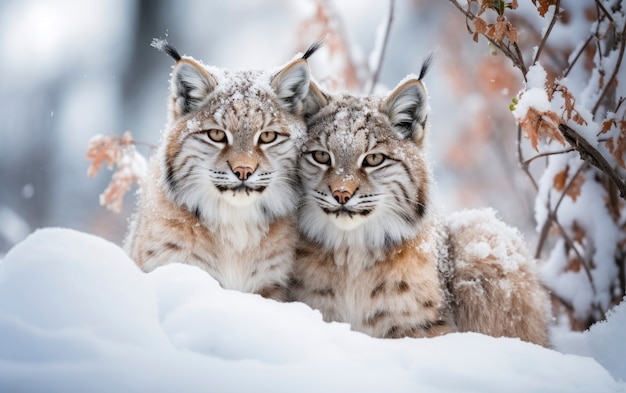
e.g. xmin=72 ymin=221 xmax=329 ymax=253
xmin=124 ymin=43 xmax=320 ymax=300
xmin=291 ymin=65 xmax=550 ymax=344
xmin=291 ymin=71 xmax=457 ymax=338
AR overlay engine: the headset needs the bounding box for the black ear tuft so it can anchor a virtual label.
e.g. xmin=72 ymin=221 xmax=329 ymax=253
xmin=169 ymin=59 xmax=217 ymax=120
xmin=302 ymin=39 xmax=325 ymax=60
xmin=418 ymin=51 xmax=435 ymax=81
xmin=151 ymin=38 xmax=181 ymax=62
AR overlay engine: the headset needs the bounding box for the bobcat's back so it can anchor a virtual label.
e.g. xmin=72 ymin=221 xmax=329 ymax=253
xmin=125 ymin=44 xmax=317 ymax=300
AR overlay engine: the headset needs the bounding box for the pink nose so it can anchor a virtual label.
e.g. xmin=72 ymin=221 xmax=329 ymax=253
xmin=233 ymin=166 xmax=254 ymax=181
xmin=332 ymin=190 xmax=352 ymax=205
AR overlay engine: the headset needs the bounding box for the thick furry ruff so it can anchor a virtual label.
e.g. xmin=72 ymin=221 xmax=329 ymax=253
xmin=125 ymin=159 xmax=297 ymax=300
xmin=291 ymin=213 xmax=456 ymax=339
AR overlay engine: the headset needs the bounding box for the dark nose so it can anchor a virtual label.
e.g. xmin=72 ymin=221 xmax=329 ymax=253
xmin=332 ymin=190 xmax=352 ymax=205
xmin=233 ymin=166 xmax=254 ymax=181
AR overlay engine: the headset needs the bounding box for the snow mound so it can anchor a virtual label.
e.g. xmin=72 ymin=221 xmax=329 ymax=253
xmin=0 ymin=228 xmax=623 ymax=392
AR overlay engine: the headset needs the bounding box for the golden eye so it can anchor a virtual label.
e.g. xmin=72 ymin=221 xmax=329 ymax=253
xmin=259 ymin=131 xmax=278 ymax=144
xmin=207 ymin=129 xmax=226 ymax=143
xmin=312 ymin=150 xmax=331 ymax=165
xmin=363 ymin=153 xmax=385 ymax=167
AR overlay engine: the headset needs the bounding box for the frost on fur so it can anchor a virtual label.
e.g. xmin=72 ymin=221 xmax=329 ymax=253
xmin=382 ymin=78 xmax=429 ymax=144
xmin=86 ymin=131 xmax=148 ymax=213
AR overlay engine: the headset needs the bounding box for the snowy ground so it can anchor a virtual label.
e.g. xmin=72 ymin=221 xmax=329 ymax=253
xmin=0 ymin=228 xmax=624 ymax=393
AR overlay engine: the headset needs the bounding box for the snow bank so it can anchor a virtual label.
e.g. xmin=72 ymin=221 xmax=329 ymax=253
xmin=0 ymin=228 xmax=623 ymax=392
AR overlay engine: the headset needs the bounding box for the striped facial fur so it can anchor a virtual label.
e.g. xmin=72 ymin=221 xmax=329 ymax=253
xmin=290 ymin=68 xmax=459 ymax=340
xmin=299 ymin=77 xmax=431 ymax=256
xmin=124 ymin=42 xmax=321 ymax=301
xmin=292 ymin=61 xmax=550 ymax=345
xmin=163 ymin=62 xmax=310 ymax=223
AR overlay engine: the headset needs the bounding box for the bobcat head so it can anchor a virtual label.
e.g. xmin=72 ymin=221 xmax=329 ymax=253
xmin=156 ymin=42 xmax=320 ymax=224
xmin=299 ymin=60 xmax=433 ymax=252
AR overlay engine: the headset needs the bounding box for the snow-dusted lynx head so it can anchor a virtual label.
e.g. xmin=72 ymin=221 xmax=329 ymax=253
xmin=299 ymin=61 xmax=432 ymax=252
xmin=156 ymin=41 xmax=320 ymax=224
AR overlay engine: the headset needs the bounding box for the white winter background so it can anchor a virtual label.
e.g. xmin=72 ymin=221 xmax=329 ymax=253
xmin=0 ymin=1 xmax=624 ymax=392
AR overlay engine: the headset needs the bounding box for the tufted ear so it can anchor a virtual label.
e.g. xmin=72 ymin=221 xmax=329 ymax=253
xmin=271 ymin=40 xmax=324 ymax=115
xmin=271 ymin=58 xmax=312 ymax=115
xmin=170 ymin=58 xmax=217 ymax=120
xmin=382 ymin=78 xmax=429 ymax=145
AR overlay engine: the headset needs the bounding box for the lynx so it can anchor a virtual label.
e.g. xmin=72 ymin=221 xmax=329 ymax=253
xmin=124 ymin=42 xmax=321 ymax=300
xmin=290 ymin=60 xmax=550 ymax=345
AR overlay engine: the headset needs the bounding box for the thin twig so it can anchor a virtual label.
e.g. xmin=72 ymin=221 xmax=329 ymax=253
xmin=554 ymin=217 xmax=597 ymax=294
xmin=534 ymin=190 xmax=552 ymax=259
xmin=595 ymin=0 xmax=615 ymax=24
xmin=534 ymin=0 xmax=561 ymax=64
xmin=513 ymin=42 xmax=528 ymax=79
xmin=368 ymin=0 xmax=395 ymax=94
xmin=537 ymin=163 xmax=597 ymax=292
xmin=563 ymin=34 xmax=595 ymax=78
xmin=523 ymin=148 xmax=575 ymax=165
xmin=448 ymin=0 xmax=527 ymax=77
xmin=592 ymin=24 xmax=626 ymax=115
xmin=517 ymin=125 xmax=539 ymax=191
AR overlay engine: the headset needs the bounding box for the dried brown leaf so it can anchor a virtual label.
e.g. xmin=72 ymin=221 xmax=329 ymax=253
xmin=566 ymin=171 xmax=585 ymax=202
xmin=87 ymin=131 xmax=147 ymax=213
xmin=600 ymin=119 xmax=615 ymax=134
xmin=99 ymin=169 xmax=134 ymax=213
xmin=606 ymin=122 xmax=626 ymax=168
xmin=533 ymin=0 xmax=556 ymax=17
xmin=86 ymin=135 xmax=120 ymax=178
xmin=520 ymin=107 xmax=565 ymax=150
xmin=474 ymin=17 xmax=488 ymax=35
xmin=553 ymin=170 xmax=568 ymax=191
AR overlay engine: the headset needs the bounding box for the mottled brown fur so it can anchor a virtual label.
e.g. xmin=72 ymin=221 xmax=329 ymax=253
xmin=446 ymin=209 xmax=550 ymax=346
xmin=292 ymin=214 xmax=456 ymax=338
xmin=125 ymin=45 xmax=319 ymax=300
xmin=291 ymin=69 xmax=551 ymax=345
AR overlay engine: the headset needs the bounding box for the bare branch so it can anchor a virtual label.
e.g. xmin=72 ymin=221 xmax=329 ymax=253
xmin=592 ymin=24 xmax=626 ymax=115
xmin=448 ymin=0 xmax=527 ymax=78
xmin=559 ymin=123 xmax=626 ymax=198
xmin=523 ymin=148 xmax=575 ymax=165
xmin=368 ymin=0 xmax=395 ymax=94
xmin=534 ymin=0 xmax=561 ymax=64
xmin=563 ymin=34 xmax=595 ymax=78
xmin=554 ymin=217 xmax=597 ymax=294
xmin=595 ymin=0 xmax=615 ymax=24
xmin=517 ymin=125 xmax=539 ymax=191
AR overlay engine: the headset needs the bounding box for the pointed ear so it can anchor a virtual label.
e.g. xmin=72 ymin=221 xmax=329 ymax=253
xmin=170 ymin=58 xmax=217 ymax=120
xmin=271 ymin=59 xmax=311 ymax=115
xmin=302 ymin=80 xmax=328 ymax=119
xmin=382 ymin=78 xmax=429 ymax=144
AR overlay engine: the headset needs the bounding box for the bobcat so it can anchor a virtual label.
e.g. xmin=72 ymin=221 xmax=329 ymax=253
xmin=290 ymin=59 xmax=550 ymax=345
xmin=124 ymin=41 xmax=321 ymax=300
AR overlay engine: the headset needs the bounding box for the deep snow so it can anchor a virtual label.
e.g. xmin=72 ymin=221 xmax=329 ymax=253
xmin=0 ymin=228 xmax=624 ymax=392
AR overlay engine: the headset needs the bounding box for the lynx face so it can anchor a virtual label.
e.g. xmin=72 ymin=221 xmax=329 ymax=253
xmin=161 ymin=55 xmax=312 ymax=225
xmin=299 ymin=78 xmax=432 ymax=252
xmin=125 ymin=42 xmax=322 ymax=299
